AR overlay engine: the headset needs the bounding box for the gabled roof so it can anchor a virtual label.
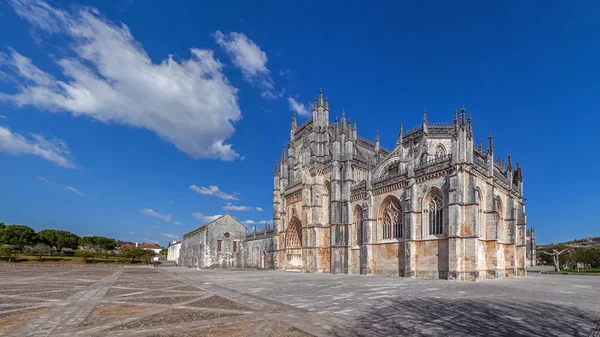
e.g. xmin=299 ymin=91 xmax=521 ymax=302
xmin=140 ymin=243 xmax=161 ymax=249
xmin=182 ymin=214 xmax=244 ymax=239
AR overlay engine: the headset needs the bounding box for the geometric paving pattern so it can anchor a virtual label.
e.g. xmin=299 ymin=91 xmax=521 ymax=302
xmin=0 ymin=266 xmax=318 ymax=336
xmin=2 ymin=266 xmax=600 ymax=336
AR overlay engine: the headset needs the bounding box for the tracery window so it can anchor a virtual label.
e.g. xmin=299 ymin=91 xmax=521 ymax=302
xmin=435 ymin=144 xmax=446 ymax=159
xmin=381 ymin=197 xmax=402 ymax=240
xmin=429 ymin=192 xmax=444 ymax=235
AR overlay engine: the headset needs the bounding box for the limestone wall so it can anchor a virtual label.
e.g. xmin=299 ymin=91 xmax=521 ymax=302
xmin=238 ymin=232 xmax=275 ymax=269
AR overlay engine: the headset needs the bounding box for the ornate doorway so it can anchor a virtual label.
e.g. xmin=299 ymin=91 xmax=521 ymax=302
xmin=286 ymin=216 xmax=303 ymax=270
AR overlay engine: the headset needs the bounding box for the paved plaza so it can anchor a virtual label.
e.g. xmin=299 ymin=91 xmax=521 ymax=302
xmin=0 ymin=266 xmax=598 ymax=336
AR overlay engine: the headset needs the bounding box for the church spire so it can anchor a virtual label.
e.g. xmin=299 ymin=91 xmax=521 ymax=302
xmin=353 ymin=119 xmax=357 ymax=131
xmin=375 ymin=130 xmax=380 ymax=142
xmin=460 ymin=106 xmax=466 ymax=128
xmin=479 ymin=139 xmax=483 ymax=151
xmin=507 ymin=154 xmax=512 ymax=171
xmin=341 ymin=108 xmax=346 ymax=124
xmin=312 ymin=97 xmax=317 ymax=111
xmin=396 ymin=122 xmax=403 ymax=146
xmin=274 ymin=161 xmax=279 ymax=176
xmin=291 ymin=113 xmax=297 ymax=130
xmin=318 ymin=88 xmax=324 ymax=107
xmin=453 ymin=110 xmax=459 ymax=139
xmin=423 ymin=108 xmax=428 ymax=124
xmin=487 ymin=134 xmax=493 ymax=154
xmin=324 ymin=97 xmax=329 ymax=111
xmin=467 ymin=114 xmax=473 ymax=139
xmin=281 ymin=145 xmax=286 ymax=162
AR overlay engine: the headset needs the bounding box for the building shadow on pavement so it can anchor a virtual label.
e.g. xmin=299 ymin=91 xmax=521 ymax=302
xmin=330 ymin=297 xmax=598 ymax=337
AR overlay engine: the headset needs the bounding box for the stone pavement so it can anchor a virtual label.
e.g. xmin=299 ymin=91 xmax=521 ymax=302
xmin=1 ymin=265 xmax=599 ymax=336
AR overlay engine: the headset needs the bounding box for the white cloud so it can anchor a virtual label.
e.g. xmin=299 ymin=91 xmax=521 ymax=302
xmin=35 ymin=176 xmax=55 ymax=185
xmin=287 ymin=97 xmax=309 ymax=117
xmin=0 ymin=115 xmax=7 ymax=119
xmin=161 ymin=233 xmax=179 ymax=240
xmin=141 ymin=208 xmax=171 ymax=223
xmin=192 ymin=212 xmax=222 ymax=223
xmin=223 ymin=203 xmax=253 ymax=211
xmin=213 ymin=30 xmax=277 ymax=99
xmin=2 ymin=1 xmax=241 ymax=161
xmin=189 ymin=185 xmax=237 ymax=200
xmin=152 ymin=225 xmax=161 ymax=229
xmin=172 ymin=221 xmax=181 ymax=225
xmin=0 ymin=125 xmax=74 ymax=168
xmin=128 ymin=231 xmax=135 ymax=235
xmin=64 ymin=185 xmax=84 ymax=196
xmin=256 ymin=207 xmax=263 ymax=212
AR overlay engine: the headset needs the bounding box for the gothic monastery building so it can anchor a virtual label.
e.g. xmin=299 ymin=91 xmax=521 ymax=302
xmin=178 ymin=89 xmax=527 ymax=281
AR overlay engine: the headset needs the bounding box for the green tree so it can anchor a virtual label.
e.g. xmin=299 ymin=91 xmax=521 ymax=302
xmin=37 ymin=229 xmax=80 ymax=253
xmin=121 ymin=248 xmax=145 ymax=263
xmin=0 ymin=222 xmax=5 ymax=243
xmin=79 ymin=236 xmax=117 ymax=251
xmin=27 ymin=243 xmax=53 ymax=261
xmin=141 ymin=250 xmax=156 ymax=264
xmin=0 ymin=245 xmax=17 ymax=262
xmin=1 ymin=225 xmax=36 ymax=250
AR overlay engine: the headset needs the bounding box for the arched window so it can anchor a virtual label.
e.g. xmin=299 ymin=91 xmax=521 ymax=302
xmin=286 ymin=217 xmax=302 ymax=248
xmin=476 ymin=188 xmax=484 ymax=238
xmin=429 ymin=192 xmax=444 ymax=235
xmin=435 ymin=144 xmax=446 ymax=159
xmin=496 ymin=196 xmax=504 ymax=242
xmin=353 ymin=205 xmax=363 ymax=246
xmin=380 ymin=197 xmax=402 ymax=239
xmin=421 ymin=153 xmax=428 ymax=164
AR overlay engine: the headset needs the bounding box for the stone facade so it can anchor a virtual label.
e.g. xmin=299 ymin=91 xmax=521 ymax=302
xmin=179 ymin=214 xmax=247 ymax=268
xmin=177 ymin=89 xmax=528 ymax=281
xmin=525 ymin=227 xmax=536 ymax=267
xmin=269 ymin=89 xmax=527 ymax=281
xmin=167 ymin=240 xmax=181 ymax=264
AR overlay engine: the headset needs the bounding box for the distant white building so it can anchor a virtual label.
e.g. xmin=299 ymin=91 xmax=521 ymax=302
xmin=167 ymin=240 xmax=181 ymax=264
xmin=139 ymin=243 xmax=162 ymax=254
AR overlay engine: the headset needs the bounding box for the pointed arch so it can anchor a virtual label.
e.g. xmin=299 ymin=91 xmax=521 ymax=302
xmin=435 ymin=144 xmax=446 ymax=159
xmin=424 ymin=187 xmax=445 ymax=236
xmin=496 ymin=196 xmax=506 ymax=242
xmin=286 ymin=216 xmax=302 ymax=249
xmin=322 ymin=181 xmax=331 ymax=225
xmin=353 ymin=204 xmax=363 ymax=246
xmin=378 ymin=195 xmax=402 ymax=240
xmin=476 ymin=187 xmax=484 ymax=238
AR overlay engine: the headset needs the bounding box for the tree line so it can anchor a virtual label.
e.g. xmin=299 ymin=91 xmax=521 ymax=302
xmin=539 ymin=244 xmax=600 ymax=270
xmin=0 ymin=222 xmax=120 ymax=262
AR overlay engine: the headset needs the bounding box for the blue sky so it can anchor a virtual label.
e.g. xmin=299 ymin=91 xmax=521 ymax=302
xmin=0 ymin=0 xmax=598 ymax=246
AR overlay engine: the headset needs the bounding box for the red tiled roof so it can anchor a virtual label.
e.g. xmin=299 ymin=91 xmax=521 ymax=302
xmin=139 ymin=243 xmax=161 ymax=249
